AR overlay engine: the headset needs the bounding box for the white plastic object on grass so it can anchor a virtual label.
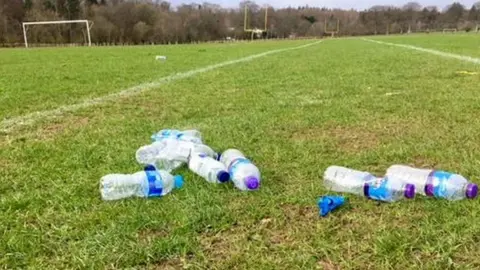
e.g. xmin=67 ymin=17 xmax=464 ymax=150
xmin=323 ymin=165 xmax=415 ymax=202
xmin=220 ymin=149 xmax=260 ymax=191
xmin=136 ymin=138 xmax=217 ymax=172
xmin=155 ymin=55 xmax=167 ymax=61
xmin=386 ymin=165 xmax=478 ymax=200
xmin=189 ymin=153 xmax=230 ymax=183
xmin=100 ymin=165 xmax=183 ymax=201
xmin=151 ymin=129 xmax=203 ymax=144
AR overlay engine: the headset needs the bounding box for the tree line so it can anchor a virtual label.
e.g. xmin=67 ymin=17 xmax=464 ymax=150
xmin=1 ymin=0 xmax=480 ymax=46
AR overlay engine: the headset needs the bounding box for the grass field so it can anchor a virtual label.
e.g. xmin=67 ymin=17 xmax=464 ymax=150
xmin=1 ymin=34 xmax=480 ymax=269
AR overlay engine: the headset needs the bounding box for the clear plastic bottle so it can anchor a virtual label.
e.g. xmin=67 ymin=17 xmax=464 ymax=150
xmin=323 ymin=166 xmax=415 ymax=202
xmin=220 ymin=149 xmax=260 ymax=191
xmin=188 ymin=153 xmax=230 ymax=183
xmin=100 ymin=165 xmax=183 ymax=201
xmin=135 ymin=139 xmax=192 ymax=172
xmin=191 ymin=143 xmax=218 ymax=160
xmin=136 ymin=137 xmax=217 ymax=172
xmin=151 ymin=129 xmax=203 ymax=144
xmin=386 ymin=165 xmax=478 ymax=200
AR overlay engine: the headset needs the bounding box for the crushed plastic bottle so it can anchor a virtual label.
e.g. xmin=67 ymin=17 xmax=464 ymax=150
xmin=191 ymin=143 xmax=218 ymax=160
xmin=151 ymin=129 xmax=203 ymax=144
xmin=323 ymin=165 xmax=415 ymax=202
xmin=100 ymin=165 xmax=183 ymax=201
xmin=135 ymin=138 xmax=217 ymax=172
xmin=135 ymin=138 xmax=191 ymax=172
xmin=189 ymin=153 xmax=230 ymax=183
xmin=386 ymin=165 xmax=478 ymax=200
xmin=220 ymin=149 xmax=260 ymax=191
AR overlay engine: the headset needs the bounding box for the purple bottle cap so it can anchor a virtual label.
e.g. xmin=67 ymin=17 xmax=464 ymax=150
xmin=245 ymin=176 xmax=260 ymax=190
xmin=466 ymin=183 xmax=478 ymax=199
xmin=404 ymin=184 xmax=415 ymax=199
xmin=216 ymin=170 xmax=230 ymax=183
xmin=424 ymin=184 xmax=434 ymax=197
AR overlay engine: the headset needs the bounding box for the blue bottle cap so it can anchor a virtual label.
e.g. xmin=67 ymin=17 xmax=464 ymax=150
xmin=318 ymin=195 xmax=345 ymax=217
xmin=216 ymin=170 xmax=230 ymax=183
xmin=174 ymin=175 xmax=184 ymax=188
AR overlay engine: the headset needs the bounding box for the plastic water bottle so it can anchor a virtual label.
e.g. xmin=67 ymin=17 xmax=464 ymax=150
xmin=323 ymin=166 xmax=415 ymax=202
xmin=136 ymin=139 xmax=217 ymax=172
xmin=155 ymin=55 xmax=167 ymax=61
xmin=220 ymin=149 xmax=260 ymax=191
xmin=100 ymin=165 xmax=183 ymax=201
xmin=151 ymin=129 xmax=203 ymax=144
xmin=188 ymin=153 xmax=230 ymax=183
xmin=386 ymin=165 xmax=478 ymax=200
xmin=135 ymin=139 xmax=191 ymax=172
xmin=191 ymin=143 xmax=218 ymax=160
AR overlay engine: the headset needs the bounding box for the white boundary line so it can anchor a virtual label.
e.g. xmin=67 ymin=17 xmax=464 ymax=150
xmin=1 ymin=40 xmax=322 ymax=133
xmin=362 ymin=38 xmax=480 ymax=65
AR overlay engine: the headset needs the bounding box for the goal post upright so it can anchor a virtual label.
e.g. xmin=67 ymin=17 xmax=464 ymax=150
xmin=324 ymin=18 xmax=340 ymax=37
xmin=244 ymin=5 xmax=268 ymax=40
xmin=22 ymin=19 xmax=93 ymax=48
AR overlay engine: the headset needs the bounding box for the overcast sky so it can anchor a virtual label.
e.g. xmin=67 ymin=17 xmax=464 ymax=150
xmin=168 ymin=0 xmax=477 ymax=11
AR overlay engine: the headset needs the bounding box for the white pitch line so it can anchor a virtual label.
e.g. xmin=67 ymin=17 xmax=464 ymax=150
xmin=362 ymin=38 xmax=480 ymax=65
xmin=1 ymin=40 xmax=322 ymax=133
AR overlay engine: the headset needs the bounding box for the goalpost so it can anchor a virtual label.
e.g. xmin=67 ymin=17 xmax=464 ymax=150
xmin=442 ymin=28 xmax=457 ymax=34
xmin=244 ymin=5 xmax=268 ymax=40
xmin=22 ymin=20 xmax=93 ymax=48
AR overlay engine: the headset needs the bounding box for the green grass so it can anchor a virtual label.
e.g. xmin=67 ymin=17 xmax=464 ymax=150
xmin=2 ymin=35 xmax=480 ymax=269
xmin=370 ymin=33 xmax=480 ymax=57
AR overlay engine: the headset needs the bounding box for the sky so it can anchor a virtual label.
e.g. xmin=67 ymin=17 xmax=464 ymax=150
xmin=168 ymin=0 xmax=477 ymax=11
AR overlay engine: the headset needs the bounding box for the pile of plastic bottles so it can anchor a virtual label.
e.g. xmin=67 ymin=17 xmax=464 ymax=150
xmin=100 ymin=129 xmax=261 ymax=201
xmin=323 ymin=165 xmax=478 ymax=203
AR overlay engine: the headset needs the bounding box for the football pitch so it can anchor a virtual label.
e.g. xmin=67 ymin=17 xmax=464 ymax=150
xmin=1 ymin=34 xmax=480 ymax=268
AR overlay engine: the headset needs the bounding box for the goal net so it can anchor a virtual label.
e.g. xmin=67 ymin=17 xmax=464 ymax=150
xmin=22 ymin=20 xmax=93 ymax=48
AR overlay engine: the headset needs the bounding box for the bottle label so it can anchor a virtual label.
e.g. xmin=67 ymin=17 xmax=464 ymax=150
xmin=144 ymin=166 xmax=163 ymax=197
xmin=425 ymin=170 xmax=452 ymax=197
xmin=228 ymin=158 xmax=250 ymax=176
xmin=363 ymin=176 xmax=390 ymax=201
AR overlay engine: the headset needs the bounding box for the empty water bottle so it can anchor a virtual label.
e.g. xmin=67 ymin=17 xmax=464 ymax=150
xmin=191 ymin=143 xmax=218 ymax=160
xmin=151 ymin=129 xmax=203 ymax=144
xmin=135 ymin=138 xmax=192 ymax=172
xmin=386 ymin=165 xmax=478 ymax=200
xmin=100 ymin=165 xmax=183 ymax=201
xmin=136 ymin=138 xmax=217 ymax=171
xmin=189 ymin=153 xmax=230 ymax=183
xmin=323 ymin=166 xmax=415 ymax=202
xmin=220 ymin=149 xmax=260 ymax=191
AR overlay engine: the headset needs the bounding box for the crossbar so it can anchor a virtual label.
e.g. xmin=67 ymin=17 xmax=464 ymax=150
xmin=23 ymin=20 xmax=89 ymax=26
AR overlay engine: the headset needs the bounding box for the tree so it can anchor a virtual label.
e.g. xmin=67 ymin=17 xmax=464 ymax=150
xmin=444 ymin=2 xmax=465 ymax=27
xmin=468 ymin=5 xmax=480 ymax=22
xmin=3 ymin=0 xmax=480 ymax=47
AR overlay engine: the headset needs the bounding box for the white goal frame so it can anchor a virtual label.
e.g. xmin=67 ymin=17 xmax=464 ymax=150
xmin=22 ymin=20 xmax=93 ymax=48
xmin=442 ymin=28 xmax=458 ymax=34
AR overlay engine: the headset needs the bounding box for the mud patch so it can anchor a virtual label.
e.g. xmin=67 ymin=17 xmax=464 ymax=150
xmin=138 ymin=228 xmax=169 ymax=245
xmin=147 ymin=257 xmax=184 ymax=270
